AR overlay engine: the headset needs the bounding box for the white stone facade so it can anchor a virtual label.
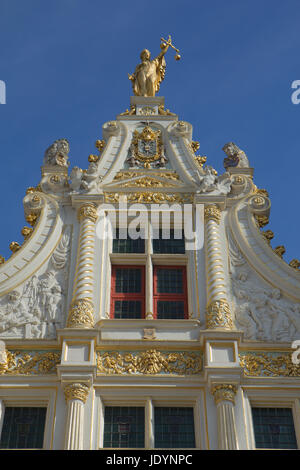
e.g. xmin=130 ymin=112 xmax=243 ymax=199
xmin=0 ymin=96 xmax=299 ymax=450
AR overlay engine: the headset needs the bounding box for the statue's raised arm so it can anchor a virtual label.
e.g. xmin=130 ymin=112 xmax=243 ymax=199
xmin=128 ymin=36 xmax=180 ymax=97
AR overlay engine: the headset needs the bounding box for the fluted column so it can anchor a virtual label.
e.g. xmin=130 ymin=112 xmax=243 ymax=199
xmin=204 ymin=205 xmax=233 ymax=329
xmin=63 ymin=383 xmax=90 ymax=450
xmin=67 ymin=203 xmax=98 ymax=328
xmin=211 ymin=384 xmax=238 ymax=450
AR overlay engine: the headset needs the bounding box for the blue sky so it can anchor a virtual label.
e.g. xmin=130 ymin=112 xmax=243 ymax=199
xmin=0 ymin=0 xmax=299 ymax=263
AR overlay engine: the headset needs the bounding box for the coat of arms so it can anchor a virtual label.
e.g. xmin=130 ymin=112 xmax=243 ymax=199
xmin=130 ymin=126 xmax=163 ymax=164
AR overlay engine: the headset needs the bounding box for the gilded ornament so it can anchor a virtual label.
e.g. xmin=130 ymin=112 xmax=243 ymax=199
xmin=255 ymin=214 xmax=269 ymax=228
xmin=289 ymin=259 xmax=300 ymax=270
xmin=274 ymin=245 xmax=286 ymax=258
xmin=206 ymin=299 xmax=233 ymax=330
xmin=0 ymin=350 xmax=60 ymax=375
xmin=21 ymin=226 xmax=33 ymax=240
xmin=26 ymin=213 xmax=38 ymax=227
xmin=120 ymin=105 xmax=136 ymax=116
xmin=195 ymin=156 xmax=207 ymax=168
xmin=204 ymin=205 xmax=221 ymax=224
xmin=191 ymin=141 xmax=200 ymax=153
xmin=158 ymin=104 xmax=176 ymax=116
xmin=104 ymin=192 xmax=193 ymax=204
xmin=128 ymin=36 xmax=180 ymax=97
xmin=262 ymin=230 xmax=274 ymax=244
xmin=113 ymin=171 xmax=179 ymax=182
xmin=211 ymin=384 xmax=237 ymax=405
xmin=64 ymin=383 xmax=90 ymax=404
xmin=9 ymin=242 xmax=21 ymax=253
xmin=0 ymin=256 xmax=5 ymax=265
xmin=119 ymin=177 xmax=177 ymax=188
xmin=77 ymin=204 xmax=98 ymax=223
xmin=67 ymin=299 xmax=95 ymax=328
xmin=88 ymin=154 xmax=99 ymax=163
xmin=130 ymin=126 xmax=163 ymax=164
xmin=139 ymin=106 xmax=156 ymax=116
xmin=252 ymin=196 xmax=265 ymax=206
xmin=239 ymin=351 xmax=300 ymax=377
xmin=256 ymin=188 xmax=269 ymax=198
xmin=97 ymin=350 xmax=202 ymax=376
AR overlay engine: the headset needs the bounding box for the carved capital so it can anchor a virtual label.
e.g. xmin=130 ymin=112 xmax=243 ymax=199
xmin=77 ymin=204 xmax=98 ymax=223
xmin=204 ymin=205 xmax=221 ymax=224
xmin=64 ymin=383 xmax=90 ymax=404
xmin=67 ymin=299 xmax=94 ymax=329
xmin=206 ymin=299 xmax=233 ymax=330
xmin=211 ymin=384 xmax=237 ymax=405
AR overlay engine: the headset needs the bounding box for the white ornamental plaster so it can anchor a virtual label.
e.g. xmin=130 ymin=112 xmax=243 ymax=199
xmin=0 ymin=225 xmax=72 ymax=339
xmin=227 ymin=226 xmax=300 ymax=342
xmin=228 ymin=197 xmax=300 ymax=299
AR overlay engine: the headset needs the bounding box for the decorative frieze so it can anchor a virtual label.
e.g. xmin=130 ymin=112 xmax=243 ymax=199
xmin=0 ymin=349 xmax=60 ymax=375
xmin=239 ymin=351 xmax=300 ymax=377
xmin=96 ymin=349 xmax=202 ymax=375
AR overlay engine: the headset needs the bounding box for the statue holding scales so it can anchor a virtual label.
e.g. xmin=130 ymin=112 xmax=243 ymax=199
xmin=128 ymin=35 xmax=181 ymax=97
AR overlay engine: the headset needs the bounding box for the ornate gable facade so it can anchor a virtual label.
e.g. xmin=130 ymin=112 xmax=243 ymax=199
xmin=0 ymin=88 xmax=299 ymax=450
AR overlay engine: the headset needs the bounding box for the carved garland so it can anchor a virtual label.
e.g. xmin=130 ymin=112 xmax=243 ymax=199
xmin=0 ymin=350 xmax=60 ymax=375
xmin=239 ymin=352 xmax=300 ymax=377
xmin=96 ymin=349 xmax=202 ymax=375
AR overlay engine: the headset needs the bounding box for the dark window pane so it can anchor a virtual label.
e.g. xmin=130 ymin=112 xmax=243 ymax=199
xmin=157 ymin=301 xmax=185 ymax=319
xmin=154 ymin=407 xmax=195 ymax=448
xmin=114 ymin=300 xmax=142 ymax=319
xmin=156 ymin=269 xmax=183 ymax=294
xmin=252 ymin=408 xmax=297 ymax=449
xmin=103 ymin=407 xmax=145 ymax=448
xmin=115 ymin=268 xmax=142 ymax=293
xmin=0 ymin=407 xmax=47 ymax=449
xmin=113 ymin=229 xmax=145 ymax=254
xmin=153 ymin=229 xmax=185 ymax=254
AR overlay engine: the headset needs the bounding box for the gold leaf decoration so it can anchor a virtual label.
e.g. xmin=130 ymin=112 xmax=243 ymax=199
xmin=239 ymin=351 xmax=300 ymax=377
xmin=2 ymin=350 xmax=61 ymax=375
xmin=96 ymin=349 xmax=202 ymax=375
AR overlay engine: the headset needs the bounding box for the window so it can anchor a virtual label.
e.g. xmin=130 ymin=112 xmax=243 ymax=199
xmin=110 ymin=266 xmax=145 ymax=319
xmin=113 ymin=228 xmax=145 ymax=254
xmin=154 ymin=407 xmax=195 ymax=448
xmin=252 ymin=407 xmax=298 ymax=449
xmin=153 ymin=229 xmax=185 ymax=254
xmin=103 ymin=406 xmax=145 ymax=448
xmin=153 ymin=266 xmax=188 ymax=319
xmin=102 ymin=405 xmax=196 ymax=449
xmin=0 ymin=407 xmax=47 ymax=449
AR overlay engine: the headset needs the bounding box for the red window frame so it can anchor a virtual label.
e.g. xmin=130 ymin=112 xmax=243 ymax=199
xmin=153 ymin=265 xmax=188 ymax=319
xmin=110 ymin=265 xmax=145 ymax=319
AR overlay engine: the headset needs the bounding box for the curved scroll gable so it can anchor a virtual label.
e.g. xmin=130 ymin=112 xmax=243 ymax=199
xmin=0 ymin=192 xmax=63 ymax=296
xmin=166 ymin=121 xmax=202 ymax=186
xmin=228 ymin=194 xmax=300 ymax=302
xmin=97 ymin=121 xmax=128 ymax=182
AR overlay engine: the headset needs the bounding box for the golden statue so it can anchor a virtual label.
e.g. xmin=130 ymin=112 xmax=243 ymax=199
xmin=128 ymin=36 xmax=180 ymax=97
